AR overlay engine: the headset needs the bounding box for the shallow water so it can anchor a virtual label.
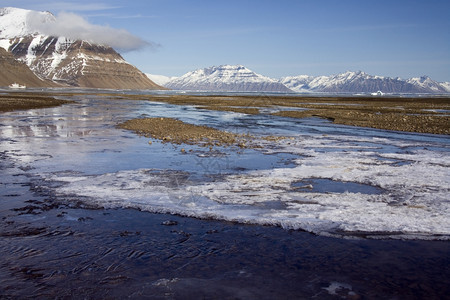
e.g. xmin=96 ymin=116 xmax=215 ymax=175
xmin=0 ymin=93 xmax=449 ymax=239
xmin=0 ymin=163 xmax=449 ymax=299
xmin=291 ymin=178 xmax=385 ymax=194
xmin=1 ymin=92 xmax=449 ymax=298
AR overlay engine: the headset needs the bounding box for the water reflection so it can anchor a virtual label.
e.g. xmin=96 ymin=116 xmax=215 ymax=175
xmin=0 ymin=95 xmax=449 ymax=237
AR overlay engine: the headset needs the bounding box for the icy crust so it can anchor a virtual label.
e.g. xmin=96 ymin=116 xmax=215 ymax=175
xmin=43 ymin=134 xmax=450 ymax=240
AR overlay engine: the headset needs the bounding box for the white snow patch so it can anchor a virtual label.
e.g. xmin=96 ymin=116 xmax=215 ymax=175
xmin=146 ymin=74 xmax=178 ymax=86
xmin=166 ymin=65 xmax=292 ymax=92
xmin=440 ymin=82 xmax=450 ymax=93
xmin=0 ymin=7 xmax=45 ymax=38
xmin=322 ymin=282 xmax=353 ymax=295
xmin=0 ymin=39 xmax=11 ymax=50
xmin=42 ymin=134 xmax=450 ymax=239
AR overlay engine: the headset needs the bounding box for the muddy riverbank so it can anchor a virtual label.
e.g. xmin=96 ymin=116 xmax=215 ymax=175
xmin=2 ymin=91 xmax=449 ymax=134
xmin=111 ymin=93 xmax=450 ymax=135
xmin=149 ymin=94 xmax=450 ymax=135
xmin=0 ymin=92 xmax=71 ymax=112
xmin=118 ymin=117 xmax=287 ymax=148
xmin=118 ymin=117 xmax=250 ymax=148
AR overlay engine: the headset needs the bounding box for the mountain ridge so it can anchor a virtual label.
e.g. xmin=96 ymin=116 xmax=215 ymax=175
xmin=2 ymin=8 xmax=449 ymax=93
xmin=164 ymin=65 xmax=293 ymax=93
xmin=0 ymin=47 xmax=59 ymax=87
xmin=153 ymin=67 xmax=450 ymax=94
xmin=145 ymin=74 xmax=178 ymax=86
xmin=280 ymin=71 xmax=450 ymax=94
xmin=0 ymin=7 xmax=162 ymax=89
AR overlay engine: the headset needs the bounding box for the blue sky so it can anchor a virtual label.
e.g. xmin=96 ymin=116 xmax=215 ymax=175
xmin=4 ymin=0 xmax=450 ymax=81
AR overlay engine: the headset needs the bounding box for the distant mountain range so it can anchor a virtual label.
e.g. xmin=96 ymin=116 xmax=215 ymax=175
xmin=280 ymin=71 xmax=450 ymax=94
xmin=160 ymin=65 xmax=292 ymax=93
xmin=1 ymin=7 xmax=449 ymax=93
xmin=149 ymin=67 xmax=450 ymax=94
xmin=0 ymin=7 xmax=162 ymax=89
xmin=145 ymin=74 xmax=178 ymax=86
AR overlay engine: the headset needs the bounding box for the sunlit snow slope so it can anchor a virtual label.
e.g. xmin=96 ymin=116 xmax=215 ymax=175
xmin=165 ymin=65 xmax=293 ymax=92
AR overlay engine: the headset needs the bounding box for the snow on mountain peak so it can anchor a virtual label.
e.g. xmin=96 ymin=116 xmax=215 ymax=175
xmin=0 ymin=7 xmax=54 ymax=39
xmin=0 ymin=7 xmax=149 ymax=51
xmin=177 ymin=65 xmax=277 ymax=84
xmin=410 ymin=75 xmax=431 ymax=83
xmin=0 ymin=7 xmax=161 ymax=89
xmin=281 ymin=70 xmax=449 ymax=94
xmin=165 ymin=65 xmax=292 ymax=92
xmin=145 ymin=74 xmax=178 ymax=86
xmin=406 ymin=75 xmax=447 ymax=93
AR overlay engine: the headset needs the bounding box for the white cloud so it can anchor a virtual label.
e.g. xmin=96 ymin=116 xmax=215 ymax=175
xmin=27 ymin=11 xmax=158 ymax=52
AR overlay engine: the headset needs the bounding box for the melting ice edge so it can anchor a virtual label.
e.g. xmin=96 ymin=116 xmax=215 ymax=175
xmin=41 ymin=133 xmax=450 ymax=240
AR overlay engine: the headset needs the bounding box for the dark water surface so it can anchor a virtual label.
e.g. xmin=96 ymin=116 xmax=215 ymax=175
xmin=1 ymin=92 xmax=449 ymax=299
xmin=0 ymin=174 xmax=449 ymax=299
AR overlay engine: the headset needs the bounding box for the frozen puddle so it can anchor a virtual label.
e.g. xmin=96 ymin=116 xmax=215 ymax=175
xmin=41 ymin=133 xmax=450 ymax=240
xmin=1 ymin=96 xmax=450 ymax=240
xmin=322 ymin=282 xmax=356 ymax=298
xmin=291 ymin=178 xmax=384 ymax=194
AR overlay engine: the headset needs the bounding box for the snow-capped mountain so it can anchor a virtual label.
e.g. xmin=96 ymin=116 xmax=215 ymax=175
xmin=406 ymin=76 xmax=449 ymax=93
xmin=282 ymin=71 xmax=419 ymax=93
xmin=0 ymin=7 xmax=161 ymax=89
xmin=160 ymin=67 xmax=449 ymax=94
xmin=281 ymin=71 xmax=450 ymax=94
xmin=165 ymin=65 xmax=293 ymax=92
xmin=440 ymin=82 xmax=450 ymax=93
xmin=279 ymin=75 xmax=315 ymax=93
xmin=145 ymin=74 xmax=178 ymax=86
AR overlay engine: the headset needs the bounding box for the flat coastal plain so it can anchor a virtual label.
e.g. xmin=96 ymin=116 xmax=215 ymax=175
xmin=119 ymin=94 xmax=450 ymax=138
xmin=2 ymin=92 xmax=449 ymax=135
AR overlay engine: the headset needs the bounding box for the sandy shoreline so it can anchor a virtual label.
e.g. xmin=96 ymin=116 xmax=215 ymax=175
xmin=0 ymin=92 xmax=72 ymax=112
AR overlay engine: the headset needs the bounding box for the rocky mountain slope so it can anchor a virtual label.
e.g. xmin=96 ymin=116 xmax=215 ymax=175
xmin=0 ymin=7 xmax=162 ymax=89
xmin=0 ymin=47 xmax=58 ymax=87
xmin=406 ymin=76 xmax=449 ymax=94
xmin=281 ymin=71 xmax=450 ymax=94
xmin=165 ymin=65 xmax=293 ymax=92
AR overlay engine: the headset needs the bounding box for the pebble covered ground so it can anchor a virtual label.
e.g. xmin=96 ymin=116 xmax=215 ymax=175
xmin=1 ymin=92 xmax=449 ymax=134
xmin=0 ymin=93 xmax=71 ymax=112
xmin=118 ymin=117 xmax=249 ymax=148
xmin=116 ymin=93 xmax=450 ymax=135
